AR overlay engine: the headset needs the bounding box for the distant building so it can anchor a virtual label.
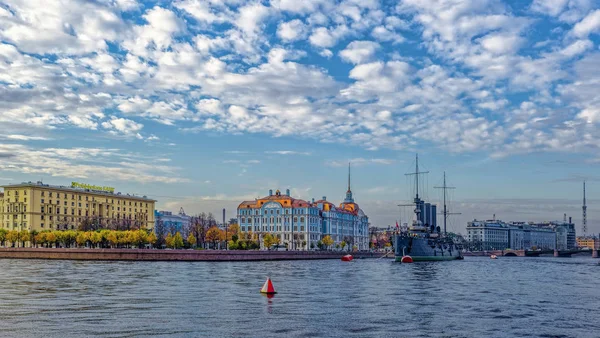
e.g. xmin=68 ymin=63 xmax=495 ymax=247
xmin=1 ymin=181 xmax=155 ymax=231
xmin=576 ymin=236 xmax=599 ymax=249
xmin=237 ymin=167 xmax=369 ymax=250
xmin=466 ymin=220 xmax=509 ymax=250
xmin=467 ymin=219 xmax=561 ymax=251
xmin=155 ymin=208 xmax=190 ymax=234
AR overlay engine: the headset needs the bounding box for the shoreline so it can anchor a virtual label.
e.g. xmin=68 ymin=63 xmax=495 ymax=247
xmin=0 ymin=248 xmax=385 ymax=262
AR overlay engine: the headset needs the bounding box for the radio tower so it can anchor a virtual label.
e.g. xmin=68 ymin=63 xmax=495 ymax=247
xmin=582 ymin=181 xmax=587 ymax=236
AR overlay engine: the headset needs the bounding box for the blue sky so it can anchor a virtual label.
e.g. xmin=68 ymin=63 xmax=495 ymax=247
xmin=0 ymin=0 xmax=599 ymax=234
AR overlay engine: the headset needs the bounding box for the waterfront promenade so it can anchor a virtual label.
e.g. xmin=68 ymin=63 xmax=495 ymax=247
xmin=0 ymin=248 xmax=384 ymax=261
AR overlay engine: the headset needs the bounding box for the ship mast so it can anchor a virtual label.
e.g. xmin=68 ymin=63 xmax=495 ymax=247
xmin=434 ymin=172 xmax=460 ymax=235
xmin=400 ymin=154 xmax=429 ymax=224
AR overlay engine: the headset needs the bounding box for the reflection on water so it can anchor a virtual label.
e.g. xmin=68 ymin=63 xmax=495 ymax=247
xmin=0 ymin=257 xmax=599 ymax=337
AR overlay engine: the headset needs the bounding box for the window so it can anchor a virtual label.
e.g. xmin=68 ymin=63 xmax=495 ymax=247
xmin=49 ymin=192 xmax=52 ymax=197
xmin=41 ymin=191 xmax=44 ymax=197
xmin=41 ymin=215 xmax=45 ymax=220
xmin=64 ymin=201 xmax=67 ymax=206
xmin=41 ymin=223 xmax=44 ymax=228
xmin=64 ymin=194 xmax=67 ymax=198
xmin=300 ymin=217 xmax=305 ymax=223
xmin=41 ymin=207 xmax=44 ymax=213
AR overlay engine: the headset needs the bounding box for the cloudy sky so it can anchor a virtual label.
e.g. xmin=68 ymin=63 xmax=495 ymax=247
xmin=0 ymin=0 xmax=599 ymax=234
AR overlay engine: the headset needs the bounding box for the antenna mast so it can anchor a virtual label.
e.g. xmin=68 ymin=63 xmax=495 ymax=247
xmin=405 ymin=154 xmax=429 ymax=202
xmin=434 ymin=172 xmax=460 ymax=235
xmin=582 ymin=181 xmax=587 ymax=236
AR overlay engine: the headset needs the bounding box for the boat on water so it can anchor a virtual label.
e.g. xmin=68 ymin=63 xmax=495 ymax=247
xmin=393 ymin=154 xmax=463 ymax=262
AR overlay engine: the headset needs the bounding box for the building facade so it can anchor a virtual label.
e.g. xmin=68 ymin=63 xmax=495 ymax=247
xmin=467 ymin=219 xmax=558 ymax=251
xmin=576 ymin=236 xmax=599 ymax=249
xmin=237 ymin=170 xmax=369 ymax=250
xmin=0 ymin=181 xmax=156 ymax=231
xmin=155 ymin=208 xmax=191 ymax=235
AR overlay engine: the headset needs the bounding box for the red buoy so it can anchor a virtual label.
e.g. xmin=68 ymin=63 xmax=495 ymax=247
xmin=260 ymin=277 xmax=277 ymax=295
xmin=401 ymin=255 xmax=413 ymax=263
xmin=341 ymin=254 xmax=353 ymax=261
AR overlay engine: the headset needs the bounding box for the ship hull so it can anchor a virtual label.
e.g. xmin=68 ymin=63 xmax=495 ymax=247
xmin=394 ymin=235 xmax=462 ymax=262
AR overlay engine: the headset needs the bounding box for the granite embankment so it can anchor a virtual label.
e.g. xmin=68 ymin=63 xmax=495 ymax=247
xmin=0 ymin=248 xmax=386 ymax=261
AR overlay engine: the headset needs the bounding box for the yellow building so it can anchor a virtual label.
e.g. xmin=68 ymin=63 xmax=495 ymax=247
xmin=576 ymin=236 xmax=599 ymax=250
xmin=0 ymin=181 xmax=156 ymax=232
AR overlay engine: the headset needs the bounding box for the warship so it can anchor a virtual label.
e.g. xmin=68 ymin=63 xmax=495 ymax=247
xmin=394 ymin=154 xmax=463 ymax=262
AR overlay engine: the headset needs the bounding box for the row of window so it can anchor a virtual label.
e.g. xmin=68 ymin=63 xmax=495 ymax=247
xmin=4 ymin=190 xmax=150 ymax=207
xmin=239 ymin=208 xmax=316 ymax=216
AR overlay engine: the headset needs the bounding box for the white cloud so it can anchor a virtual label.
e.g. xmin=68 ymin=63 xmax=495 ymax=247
xmin=0 ymin=143 xmax=187 ymax=184
xmin=530 ymin=0 xmax=569 ymax=17
xmin=265 ymin=151 xmax=311 ymax=155
xmin=339 ymin=40 xmax=380 ymax=64
xmin=277 ymin=19 xmax=306 ymax=42
xmin=102 ymin=117 xmax=144 ymax=135
xmin=371 ymin=26 xmax=405 ymax=44
xmin=326 ymin=158 xmax=395 ymax=167
xmin=571 ymin=9 xmax=600 ymax=38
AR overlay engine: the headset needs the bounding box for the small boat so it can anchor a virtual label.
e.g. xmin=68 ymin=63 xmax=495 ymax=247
xmin=490 ymin=255 xmax=497 ymax=259
xmin=341 ymin=254 xmax=353 ymax=261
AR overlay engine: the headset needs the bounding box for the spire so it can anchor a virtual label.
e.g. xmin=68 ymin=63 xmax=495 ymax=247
xmin=347 ymin=162 xmax=351 ymax=193
xmin=344 ymin=162 xmax=354 ymax=203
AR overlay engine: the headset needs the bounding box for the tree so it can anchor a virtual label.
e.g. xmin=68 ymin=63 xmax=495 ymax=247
xmin=76 ymin=232 xmax=88 ymax=247
xmin=187 ymin=233 xmax=197 ymax=248
xmin=154 ymin=215 xmax=167 ymax=248
xmin=340 ymin=241 xmax=347 ymax=251
xmin=35 ymin=232 xmax=47 ymax=248
xmin=173 ymin=232 xmax=184 ymax=249
xmin=19 ymin=230 xmax=30 ymax=248
xmin=147 ymin=232 xmax=157 ymax=248
xmin=322 ymin=235 xmax=334 ymax=250
xmin=165 ymin=233 xmax=174 ymax=249
xmin=46 ymin=232 xmax=57 ymax=248
xmin=0 ymin=229 xmax=7 ymax=247
xmin=205 ymin=226 xmax=222 ymax=249
xmin=6 ymin=230 xmax=19 ymax=248
xmin=107 ymin=231 xmax=118 ymax=248
xmin=90 ymin=232 xmax=102 ymax=248
xmin=263 ymin=233 xmax=274 ymax=249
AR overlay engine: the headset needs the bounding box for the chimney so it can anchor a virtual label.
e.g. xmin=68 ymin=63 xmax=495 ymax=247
xmin=312 ymin=198 xmax=315 ymax=203
xmin=286 ymin=189 xmax=290 ymax=196
xmin=323 ymin=196 xmax=326 ymax=201
xmin=269 ymin=189 xmax=273 ymax=196
xmin=564 ymin=213 xmax=567 ymax=222
xmin=569 ymin=216 xmax=572 ymax=224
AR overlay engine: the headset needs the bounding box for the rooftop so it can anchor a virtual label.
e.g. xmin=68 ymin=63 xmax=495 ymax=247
xmin=1 ymin=181 xmax=156 ymax=202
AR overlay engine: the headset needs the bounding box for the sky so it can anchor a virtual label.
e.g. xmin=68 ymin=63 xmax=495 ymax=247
xmin=0 ymin=0 xmax=599 ymax=234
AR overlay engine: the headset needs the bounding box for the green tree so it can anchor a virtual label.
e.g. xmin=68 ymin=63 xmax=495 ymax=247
xmin=107 ymin=231 xmax=118 ymax=248
xmin=322 ymin=235 xmax=334 ymax=250
xmin=263 ymin=233 xmax=273 ymax=249
xmin=76 ymin=232 xmax=88 ymax=247
xmin=90 ymin=232 xmax=102 ymax=248
xmin=340 ymin=241 xmax=347 ymax=251
xmin=147 ymin=232 xmax=157 ymax=248
xmin=35 ymin=232 xmax=47 ymax=248
xmin=0 ymin=229 xmax=7 ymax=247
xmin=173 ymin=232 xmax=184 ymax=249
xmin=165 ymin=233 xmax=174 ymax=249
xmin=187 ymin=233 xmax=197 ymax=248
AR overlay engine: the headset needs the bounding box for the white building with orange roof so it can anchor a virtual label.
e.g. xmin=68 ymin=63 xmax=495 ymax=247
xmin=237 ymin=165 xmax=369 ymax=251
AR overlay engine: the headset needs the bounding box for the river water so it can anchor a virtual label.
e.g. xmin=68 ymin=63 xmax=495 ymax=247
xmin=0 ymin=256 xmax=598 ymax=338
